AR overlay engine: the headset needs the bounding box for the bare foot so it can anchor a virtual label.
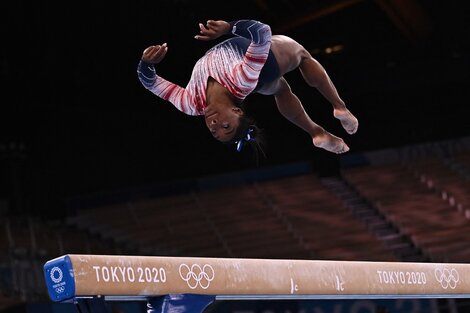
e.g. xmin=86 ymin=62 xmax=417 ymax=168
xmin=312 ymin=131 xmax=350 ymax=154
xmin=334 ymin=108 xmax=359 ymax=134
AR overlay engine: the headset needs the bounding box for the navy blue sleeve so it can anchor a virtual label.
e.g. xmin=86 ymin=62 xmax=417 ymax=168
xmin=137 ymin=60 xmax=156 ymax=89
xmin=228 ymin=20 xmax=272 ymax=45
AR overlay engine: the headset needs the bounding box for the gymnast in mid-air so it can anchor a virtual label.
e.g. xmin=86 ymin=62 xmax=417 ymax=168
xmin=137 ymin=19 xmax=358 ymax=154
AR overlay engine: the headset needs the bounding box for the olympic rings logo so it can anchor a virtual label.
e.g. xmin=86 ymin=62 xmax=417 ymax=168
xmin=55 ymin=286 xmax=65 ymax=293
xmin=50 ymin=267 xmax=63 ymax=284
xmin=179 ymin=263 xmax=215 ymax=289
xmin=435 ymin=268 xmax=459 ymax=289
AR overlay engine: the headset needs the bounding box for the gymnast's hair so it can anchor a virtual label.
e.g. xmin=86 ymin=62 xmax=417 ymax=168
xmin=227 ymin=113 xmax=267 ymax=165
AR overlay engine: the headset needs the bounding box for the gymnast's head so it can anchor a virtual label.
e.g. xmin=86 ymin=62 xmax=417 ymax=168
xmin=204 ymin=105 xmax=266 ymax=156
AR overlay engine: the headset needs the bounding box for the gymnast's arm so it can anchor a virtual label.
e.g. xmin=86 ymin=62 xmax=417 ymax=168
xmin=231 ymin=20 xmax=272 ymax=90
xmin=137 ymin=43 xmax=197 ymax=115
xmin=195 ymin=19 xmax=272 ymax=98
xmin=195 ymin=19 xmax=271 ymax=45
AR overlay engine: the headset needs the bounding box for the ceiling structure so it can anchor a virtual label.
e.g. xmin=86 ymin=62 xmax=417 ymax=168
xmin=266 ymin=0 xmax=432 ymax=41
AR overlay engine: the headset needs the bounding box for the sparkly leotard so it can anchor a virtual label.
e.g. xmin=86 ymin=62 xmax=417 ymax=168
xmin=137 ymin=20 xmax=279 ymax=116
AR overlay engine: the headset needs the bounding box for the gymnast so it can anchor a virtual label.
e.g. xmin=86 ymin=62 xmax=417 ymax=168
xmin=137 ymin=19 xmax=358 ymax=154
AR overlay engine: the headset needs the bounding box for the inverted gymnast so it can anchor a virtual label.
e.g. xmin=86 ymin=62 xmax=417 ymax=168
xmin=137 ymin=19 xmax=358 ymax=155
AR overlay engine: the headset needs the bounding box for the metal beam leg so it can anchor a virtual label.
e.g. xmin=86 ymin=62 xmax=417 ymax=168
xmin=74 ymin=297 xmax=109 ymax=313
xmin=147 ymin=294 xmax=216 ymax=313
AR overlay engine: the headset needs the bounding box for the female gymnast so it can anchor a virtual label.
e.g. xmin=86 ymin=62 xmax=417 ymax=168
xmin=137 ymin=19 xmax=358 ymax=155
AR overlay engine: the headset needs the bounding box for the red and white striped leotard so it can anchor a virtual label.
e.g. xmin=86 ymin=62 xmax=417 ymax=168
xmin=137 ymin=20 xmax=272 ymax=115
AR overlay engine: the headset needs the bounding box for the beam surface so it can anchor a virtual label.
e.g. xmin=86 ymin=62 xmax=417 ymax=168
xmin=43 ymin=254 xmax=469 ymax=302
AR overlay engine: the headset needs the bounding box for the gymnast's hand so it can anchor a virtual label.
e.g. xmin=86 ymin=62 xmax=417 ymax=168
xmin=141 ymin=43 xmax=168 ymax=64
xmin=194 ymin=20 xmax=230 ymax=41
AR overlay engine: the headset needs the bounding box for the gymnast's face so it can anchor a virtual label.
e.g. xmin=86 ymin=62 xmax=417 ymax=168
xmin=205 ymin=107 xmax=243 ymax=142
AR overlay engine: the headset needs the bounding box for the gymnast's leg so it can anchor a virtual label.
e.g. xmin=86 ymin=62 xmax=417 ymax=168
xmin=260 ymin=77 xmax=349 ymax=154
xmin=270 ymin=35 xmax=359 ymax=135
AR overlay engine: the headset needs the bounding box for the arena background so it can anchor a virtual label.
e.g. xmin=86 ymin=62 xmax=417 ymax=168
xmin=1 ymin=0 xmax=470 ymax=312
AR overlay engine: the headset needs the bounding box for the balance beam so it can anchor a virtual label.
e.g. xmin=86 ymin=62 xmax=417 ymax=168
xmin=44 ymin=254 xmax=470 ymax=303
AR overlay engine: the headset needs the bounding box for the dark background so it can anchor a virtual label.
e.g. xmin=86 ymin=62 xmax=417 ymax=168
xmin=1 ymin=0 xmax=469 ymax=216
